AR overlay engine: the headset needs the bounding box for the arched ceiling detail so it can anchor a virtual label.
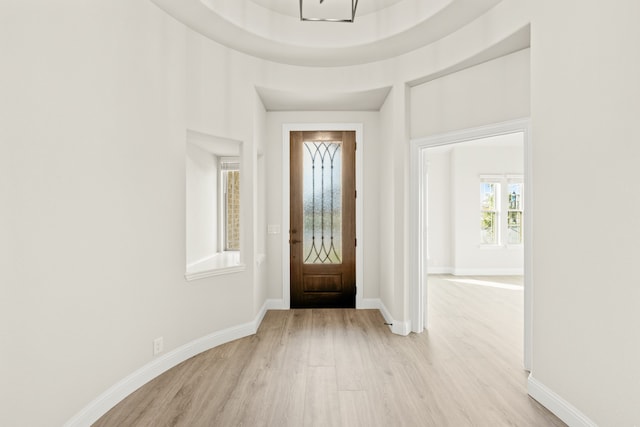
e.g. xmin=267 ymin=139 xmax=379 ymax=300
xmin=150 ymin=0 xmax=502 ymax=66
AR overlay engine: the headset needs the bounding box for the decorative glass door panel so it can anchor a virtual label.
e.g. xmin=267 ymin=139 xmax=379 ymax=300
xmin=303 ymin=141 xmax=342 ymax=264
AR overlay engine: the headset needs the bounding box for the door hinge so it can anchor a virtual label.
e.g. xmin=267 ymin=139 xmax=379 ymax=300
xmin=355 ymin=142 xmax=357 ymax=150
xmin=355 ymin=286 xmax=357 ymax=295
xmin=355 ymin=238 xmax=357 ymax=247
xmin=355 ymin=190 xmax=357 ymax=199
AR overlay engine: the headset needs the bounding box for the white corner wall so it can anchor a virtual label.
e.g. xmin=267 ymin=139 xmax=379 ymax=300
xmin=253 ymin=95 xmax=268 ymax=314
xmin=425 ymin=149 xmax=453 ymax=272
xmin=530 ymin=1 xmax=640 ymax=425
xmin=185 ymin=144 xmax=218 ymax=265
xmin=378 ymin=95 xmax=398 ymax=316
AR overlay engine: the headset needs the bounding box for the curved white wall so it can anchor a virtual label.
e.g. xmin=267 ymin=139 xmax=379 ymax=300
xmin=0 ymin=2 xmax=260 ymax=426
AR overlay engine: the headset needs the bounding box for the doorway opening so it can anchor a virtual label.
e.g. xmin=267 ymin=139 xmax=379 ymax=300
xmin=410 ymin=119 xmax=532 ymax=370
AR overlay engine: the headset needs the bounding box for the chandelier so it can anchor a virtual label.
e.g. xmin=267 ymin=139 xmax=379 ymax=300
xmin=299 ymin=0 xmax=360 ymax=23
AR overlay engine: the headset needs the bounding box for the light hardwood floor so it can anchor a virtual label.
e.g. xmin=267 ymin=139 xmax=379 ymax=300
xmin=94 ymin=276 xmax=565 ymax=426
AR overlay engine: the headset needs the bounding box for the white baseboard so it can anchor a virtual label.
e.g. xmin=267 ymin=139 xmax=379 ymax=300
xmin=264 ymin=298 xmax=287 ymax=310
xmin=427 ymin=267 xmax=524 ymax=276
xmin=527 ymin=375 xmax=597 ymax=427
xmin=66 ymin=297 xmax=416 ymax=426
xmin=452 ymin=268 xmax=524 ymax=276
xmin=377 ymin=300 xmax=411 ymax=336
xmin=359 ymin=298 xmax=381 ymax=309
xmin=427 ymin=266 xmax=454 ymax=274
xmin=65 ymin=300 xmax=272 ymax=427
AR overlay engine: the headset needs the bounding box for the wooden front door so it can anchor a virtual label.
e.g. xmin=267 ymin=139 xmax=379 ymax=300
xmin=290 ymin=131 xmax=356 ymax=308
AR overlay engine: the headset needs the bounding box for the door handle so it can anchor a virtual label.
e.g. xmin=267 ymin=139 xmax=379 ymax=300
xmin=290 ymin=239 xmax=301 ymax=244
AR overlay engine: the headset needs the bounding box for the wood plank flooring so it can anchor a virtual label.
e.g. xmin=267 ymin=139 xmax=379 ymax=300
xmin=94 ymin=276 xmax=565 ymax=426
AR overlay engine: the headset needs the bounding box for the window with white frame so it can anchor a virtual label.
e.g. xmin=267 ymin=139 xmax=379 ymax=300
xmin=480 ymin=175 xmax=523 ymax=246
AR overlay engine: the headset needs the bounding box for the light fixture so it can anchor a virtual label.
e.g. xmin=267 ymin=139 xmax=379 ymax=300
xmin=299 ymin=0 xmax=359 ymax=23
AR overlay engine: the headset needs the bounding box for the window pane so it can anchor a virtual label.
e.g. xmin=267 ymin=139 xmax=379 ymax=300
xmin=507 ymin=183 xmax=523 ymax=210
xmin=480 ymin=183 xmax=496 ymax=210
xmin=303 ymin=141 xmax=342 ymax=264
xmin=507 ymin=211 xmax=522 ymax=245
xmin=480 ymin=211 xmax=497 ymax=245
xmin=480 ymin=182 xmax=497 ymax=244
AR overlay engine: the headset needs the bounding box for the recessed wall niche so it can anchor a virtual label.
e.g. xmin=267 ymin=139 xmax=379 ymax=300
xmin=185 ymin=129 xmax=244 ymax=280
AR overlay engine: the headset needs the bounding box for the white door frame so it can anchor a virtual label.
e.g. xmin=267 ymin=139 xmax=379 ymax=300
xmin=281 ymin=123 xmax=364 ymax=309
xmin=409 ymin=118 xmax=532 ymax=370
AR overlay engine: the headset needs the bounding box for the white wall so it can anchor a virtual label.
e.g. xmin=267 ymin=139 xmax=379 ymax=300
xmin=0 ymin=2 xmax=263 ymax=426
xmin=425 ymin=149 xmax=452 ymax=271
xmin=411 ymin=48 xmax=530 ymax=139
xmin=264 ymin=111 xmax=381 ymax=302
xmin=378 ymin=95 xmax=397 ymax=315
xmin=530 ymin=1 xmax=640 ymax=425
xmin=185 ymin=144 xmax=218 ymax=265
xmin=254 ymin=95 xmax=268 ymax=314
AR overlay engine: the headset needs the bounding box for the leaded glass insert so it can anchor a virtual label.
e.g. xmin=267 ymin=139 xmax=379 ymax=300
xmin=303 ymin=141 xmax=342 ymax=264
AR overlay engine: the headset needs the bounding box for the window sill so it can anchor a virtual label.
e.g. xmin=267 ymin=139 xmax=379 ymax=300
xmin=185 ymin=252 xmax=244 ymax=281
